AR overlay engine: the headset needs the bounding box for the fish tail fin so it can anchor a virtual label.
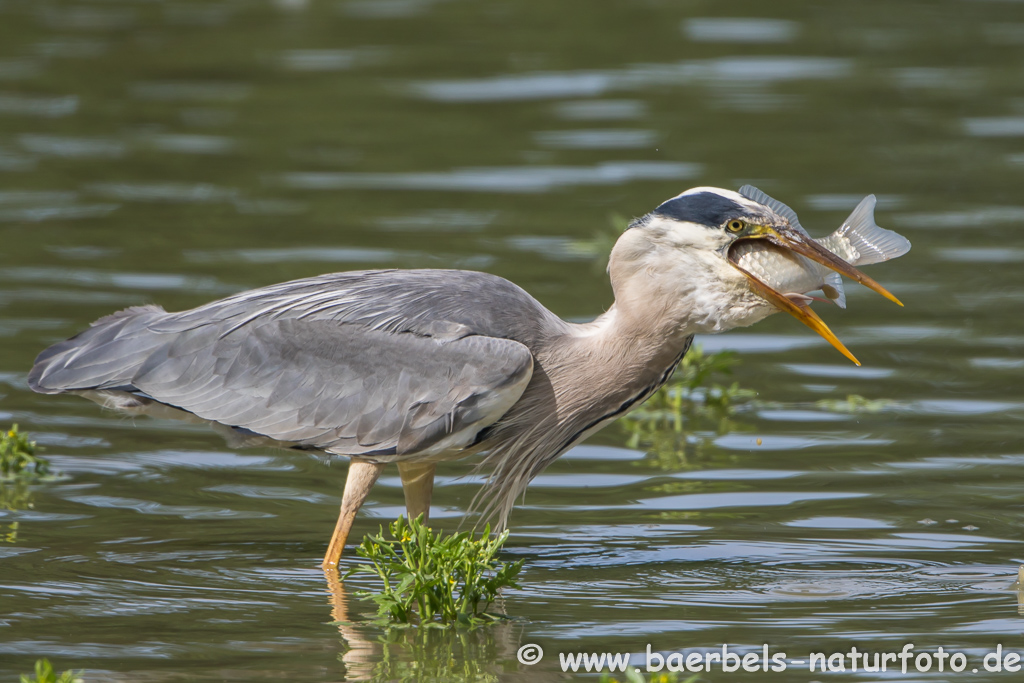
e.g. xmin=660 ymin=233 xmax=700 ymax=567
xmin=839 ymin=195 xmax=912 ymax=266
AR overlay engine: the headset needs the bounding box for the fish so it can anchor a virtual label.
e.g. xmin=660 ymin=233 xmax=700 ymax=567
xmin=730 ymin=185 xmax=912 ymax=309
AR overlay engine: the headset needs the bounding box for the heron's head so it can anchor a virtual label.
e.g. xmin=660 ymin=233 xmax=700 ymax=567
xmin=609 ymin=187 xmax=899 ymax=358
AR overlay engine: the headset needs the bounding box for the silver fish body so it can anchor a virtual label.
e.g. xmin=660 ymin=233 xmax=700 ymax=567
xmin=731 ymin=187 xmax=911 ymax=309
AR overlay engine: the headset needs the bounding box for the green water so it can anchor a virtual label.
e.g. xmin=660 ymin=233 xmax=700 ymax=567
xmin=2 ymin=0 xmax=1024 ymax=680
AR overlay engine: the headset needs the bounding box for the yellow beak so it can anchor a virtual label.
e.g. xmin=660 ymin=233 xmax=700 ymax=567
xmin=732 ymin=259 xmax=862 ymax=366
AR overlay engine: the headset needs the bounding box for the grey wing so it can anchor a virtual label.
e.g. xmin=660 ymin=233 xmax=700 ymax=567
xmin=29 ymin=271 xmax=542 ymax=461
xmin=133 ymin=319 xmax=533 ymax=460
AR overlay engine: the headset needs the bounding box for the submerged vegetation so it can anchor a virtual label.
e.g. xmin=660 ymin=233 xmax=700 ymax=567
xmin=345 ymin=514 xmax=523 ymax=626
xmin=1 ymin=426 xmax=55 ymax=541
xmin=20 ymin=660 xmax=83 ymax=683
xmin=620 ymin=345 xmax=755 ymax=441
xmin=1 ymin=425 xmax=70 ymax=545
xmin=616 ymin=348 xmax=899 ymax=472
xmin=619 ymin=346 xmax=757 ymax=469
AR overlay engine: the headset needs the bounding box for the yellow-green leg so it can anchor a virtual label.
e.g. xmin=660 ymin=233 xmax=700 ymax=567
xmin=322 ymin=459 xmax=383 ymax=569
xmin=397 ymin=461 xmax=436 ymax=522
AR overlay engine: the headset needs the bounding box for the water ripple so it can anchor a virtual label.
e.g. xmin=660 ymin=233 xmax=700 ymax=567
xmin=131 ymin=81 xmax=251 ymax=103
xmin=282 ymin=161 xmax=701 ymax=193
xmin=66 ymin=495 xmax=275 ymax=520
xmin=552 ymin=99 xmax=647 ymax=121
xmin=0 ymin=93 xmax=77 ymax=117
xmin=19 ymin=134 xmax=126 ymax=159
xmin=0 ymin=267 xmax=232 ymax=292
xmin=683 ymin=18 xmax=799 ymax=43
xmin=87 ymin=182 xmax=237 ymax=203
xmin=410 ymin=57 xmax=851 ymax=102
xmin=533 ymin=129 xmax=658 ymax=149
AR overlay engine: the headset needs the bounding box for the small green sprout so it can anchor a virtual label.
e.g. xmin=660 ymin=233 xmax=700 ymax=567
xmin=0 ymin=425 xmax=50 ymax=481
xmin=20 ymin=659 xmax=83 ymax=683
xmin=345 ymin=514 xmax=523 ymax=626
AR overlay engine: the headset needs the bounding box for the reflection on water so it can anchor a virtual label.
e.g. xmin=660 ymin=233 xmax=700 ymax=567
xmin=326 ymin=572 xmax=529 ymax=683
xmin=1 ymin=0 xmax=1024 ymax=680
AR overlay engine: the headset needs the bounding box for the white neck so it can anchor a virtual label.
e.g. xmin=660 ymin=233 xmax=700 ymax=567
xmin=584 ymin=222 xmax=775 ymax=344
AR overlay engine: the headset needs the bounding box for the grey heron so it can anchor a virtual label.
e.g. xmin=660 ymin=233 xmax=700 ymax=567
xmin=28 ymin=186 xmax=903 ymax=569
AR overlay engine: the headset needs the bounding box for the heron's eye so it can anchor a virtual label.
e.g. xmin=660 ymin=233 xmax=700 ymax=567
xmin=727 ymin=220 xmax=745 ymax=233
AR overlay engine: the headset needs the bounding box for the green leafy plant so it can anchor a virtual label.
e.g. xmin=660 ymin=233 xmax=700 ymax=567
xmin=0 ymin=425 xmax=50 ymax=481
xmin=2 ymin=426 xmax=52 ymax=524
xmin=615 ymin=346 xmax=758 ymax=472
xmin=620 ymin=346 xmax=756 ymax=446
xmin=344 ymin=514 xmax=523 ymax=626
xmin=20 ymin=659 xmax=83 ymax=683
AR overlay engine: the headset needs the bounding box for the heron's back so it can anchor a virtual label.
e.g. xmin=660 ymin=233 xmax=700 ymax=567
xmin=29 ymin=269 xmax=568 ymax=461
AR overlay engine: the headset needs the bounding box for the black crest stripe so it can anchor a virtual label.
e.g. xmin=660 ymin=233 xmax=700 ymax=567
xmin=652 ymin=191 xmax=745 ymax=227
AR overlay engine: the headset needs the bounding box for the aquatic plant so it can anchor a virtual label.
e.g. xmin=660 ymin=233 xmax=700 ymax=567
xmin=619 ymin=345 xmax=756 ymax=449
xmin=345 ymin=514 xmax=523 ymax=626
xmin=0 ymin=425 xmax=50 ymax=481
xmin=20 ymin=659 xmax=83 ymax=683
xmin=2 ymin=427 xmax=52 ymax=525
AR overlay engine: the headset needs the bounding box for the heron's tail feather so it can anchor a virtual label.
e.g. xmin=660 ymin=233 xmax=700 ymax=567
xmin=468 ymin=450 xmax=526 ymax=532
xmin=467 ymin=423 xmax=561 ymax=532
xmin=28 ymin=305 xmax=167 ymax=394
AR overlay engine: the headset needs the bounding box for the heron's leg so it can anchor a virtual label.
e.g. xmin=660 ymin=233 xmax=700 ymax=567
xmin=323 ymin=459 xmax=383 ymax=570
xmin=397 ymin=461 xmax=436 ymax=522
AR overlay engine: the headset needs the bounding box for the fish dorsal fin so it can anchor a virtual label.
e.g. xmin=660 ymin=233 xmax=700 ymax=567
xmin=738 ymin=184 xmax=808 ymax=236
xmin=837 ymin=195 xmax=912 ymax=266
